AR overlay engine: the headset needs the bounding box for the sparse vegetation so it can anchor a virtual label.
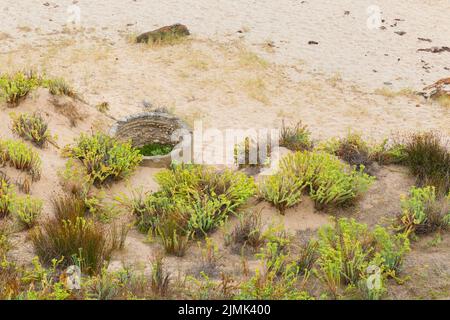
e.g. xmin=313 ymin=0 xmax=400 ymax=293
xmin=261 ymin=151 xmax=374 ymax=211
xmin=396 ymin=132 xmax=450 ymax=194
xmin=32 ymin=216 xmax=114 ymax=275
xmin=10 ymin=112 xmax=53 ymax=148
xmin=65 ymin=133 xmax=142 ymax=185
xmin=314 ymin=218 xmax=410 ymax=299
xmin=225 ymin=210 xmax=265 ymax=253
xmin=13 ymin=195 xmax=42 ymax=229
xmin=280 ymin=120 xmax=313 ymax=151
xmin=0 ymin=71 xmax=78 ymax=107
xmin=0 ymin=139 xmax=42 ymax=181
xmin=0 ymin=71 xmax=42 ymax=106
xmin=44 ymin=77 xmax=78 ymax=98
xmin=397 ymin=186 xmax=450 ymax=235
xmin=95 ymin=102 xmax=110 ymax=113
xmin=0 ymin=179 xmax=15 ymax=218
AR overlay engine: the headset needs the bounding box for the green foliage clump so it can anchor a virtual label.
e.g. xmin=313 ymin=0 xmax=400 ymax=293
xmin=10 ymin=112 xmax=53 ymax=148
xmin=261 ymin=151 xmax=374 ymax=211
xmin=0 ymin=71 xmax=42 ymax=106
xmin=397 ymin=186 xmax=450 ymax=235
xmin=0 ymin=179 xmax=15 ymax=218
xmin=43 ymin=78 xmax=77 ymax=98
xmin=127 ymin=165 xmax=255 ymax=255
xmin=66 ymin=133 xmax=142 ymax=185
xmin=0 ymin=139 xmax=41 ymax=181
xmin=398 ymin=132 xmax=450 ymax=194
xmin=237 ymin=239 xmax=313 ymax=300
xmin=280 ymin=120 xmax=313 ymax=151
xmin=258 ymin=171 xmax=307 ymax=214
xmin=137 ymin=143 xmax=173 ymax=157
xmin=13 ymin=195 xmax=42 ymax=228
xmin=314 ymin=218 xmax=409 ymax=299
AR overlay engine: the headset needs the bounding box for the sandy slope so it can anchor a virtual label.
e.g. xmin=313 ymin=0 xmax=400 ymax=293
xmin=0 ymin=0 xmax=449 ymax=298
xmin=1 ymin=0 xmax=450 ymax=90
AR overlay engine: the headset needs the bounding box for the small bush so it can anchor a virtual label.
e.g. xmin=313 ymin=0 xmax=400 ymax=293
xmin=44 ymin=78 xmax=77 ymax=98
xmin=225 ymin=210 xmax=265 ymax=253
xmin=399 ymin=132 xmax=450 ymax=194
xmin=157 ymin=212 xmax=191 ymax=257
xmin=258 ymin=172 xmax=307 ymax=214
xmin=237 ymin=239 xmax=312 ymax=300
xmin=268 ymin=151 xmax=374 ymax=209
xmin=52 ymin=194 xmax=87 ymax=221
xmin=315 ymin=218 xmax=409 ymax=299
xmin=0 ymin=71 xmax=42 ymax=106
xmin=0 ymin=139 xmax=42 ymax=181
xmin=58 ymin=159 xmax=92 ymax=196
xmin=397 ymin=186 xmax=450 ymax=235
xmin=32 ymin=216 xmax=114 ymax=274
xmin=0 ymin=179 xmax=15 ymax=218
xmin=10 ymin=112 xmax=52 ymax=148
xmin=133 ymin=165 xmax=255 ymax=254
xmin=155 ymin=164 xmax=256 ymax=236
xmin=280 ymin=120 xmax=313 ymax=151
xmin=95 ymin=102 xmax=110 ymax=113
xmin=13 ymin=195 xmax=42 ymax=228
xmin=66 ymin=133 xmax=142 ymax=185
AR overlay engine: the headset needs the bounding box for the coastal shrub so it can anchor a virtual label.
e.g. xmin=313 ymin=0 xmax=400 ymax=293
xmin=0 ymin=139 xmax=41 ymax=181
xmin=237 ymin=240 xmax=312 ymax=300
xmin=10 ymin=112 xmax=52 ymax=147
xmin=155 ymin=164 xmax=256 ymax=235
xmin=280 ymin=120 xmax=313 ymax=151
xmin=0 ymin=71 xmax=42 ymax=106
xmin=156 ymin=212 xmax=191 ymax=257
xmin=44 ymin=77 xmax=77 ymax=98
xmin=316 ymin=132 xmax=375 ymax=170
xmin=399 ymin=132 xmax=450 ymax=194
xmin=0 ymin=179 xmax=15 ymax=218
xmin=293 ymin=239 xmax=319 ymax=275
xmin=258 ymin=171 xmax=307 ymax=214
xmin=65 ymin=133 xmax=142 ymax=185
xmin=263 ymin=151 xmax=374 ymax=209
xmin=225 ymin=210 xmax=265 ymax=253
xmin=95 ymin=102 xmax=110 ymax=113
xmin=314 ymin=218 xmax=409 ymax=299
xmin=13 ymin=195 xmax=42 ymax=228
xmin=131 ymin=165 xmax=255 ymax=254
xmin=397 ymin=186 xmax=450 ymax=235
xmin=58 ymin=159 xmax=92 ymax=196
xmin=32 ymin=216 xmax=113 ymax=274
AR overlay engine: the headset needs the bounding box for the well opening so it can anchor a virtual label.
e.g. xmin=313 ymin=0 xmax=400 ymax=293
xmin=110 ymin=111 xmax=190 ymax=168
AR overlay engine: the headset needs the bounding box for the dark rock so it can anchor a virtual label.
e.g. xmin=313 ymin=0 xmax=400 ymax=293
xmin=395 ymin=31 xmax=406 ymax=36
xmin=136 ymin=23 xmax=190 ymax=44
xmin=308 ymin=41 xmax=319 ymax=45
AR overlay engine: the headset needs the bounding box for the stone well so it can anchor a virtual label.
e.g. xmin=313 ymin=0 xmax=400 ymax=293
xmin=110 ymin=112 xmax=190 ymax=168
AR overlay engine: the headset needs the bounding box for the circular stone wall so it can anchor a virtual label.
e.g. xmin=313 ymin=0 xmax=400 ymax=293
xmin=110 ymin=112 xmax=191 ymax=168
